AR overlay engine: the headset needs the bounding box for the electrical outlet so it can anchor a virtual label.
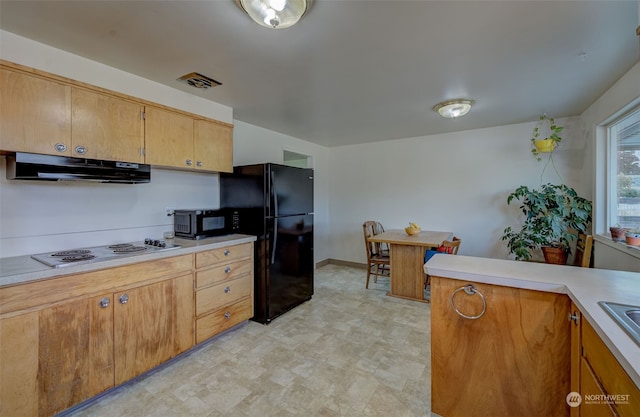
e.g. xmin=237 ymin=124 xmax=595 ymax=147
xmin=166 ymin=207 xmax=175 ymax=217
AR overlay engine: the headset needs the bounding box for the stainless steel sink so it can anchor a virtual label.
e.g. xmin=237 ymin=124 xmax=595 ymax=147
xmin=599 ymin=301 xmax=640 ymax=347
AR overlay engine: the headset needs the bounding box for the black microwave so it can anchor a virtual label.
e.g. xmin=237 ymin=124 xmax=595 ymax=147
xmin=173 ymin=209 xmax=238 ymax=240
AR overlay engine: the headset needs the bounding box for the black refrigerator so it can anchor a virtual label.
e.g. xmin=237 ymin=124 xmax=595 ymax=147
xmin=220 ymin=163 xmax=314 ymax=324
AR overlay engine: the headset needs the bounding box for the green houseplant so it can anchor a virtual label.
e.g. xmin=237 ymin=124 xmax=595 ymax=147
xmin=501 ymin=183 xmax=592 ymax=263
xmin=531 ymin=114 xmax=563 ymax=161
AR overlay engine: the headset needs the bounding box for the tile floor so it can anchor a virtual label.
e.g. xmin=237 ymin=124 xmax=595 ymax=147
xmin=64 ymin=264 xmax=431 ymax=417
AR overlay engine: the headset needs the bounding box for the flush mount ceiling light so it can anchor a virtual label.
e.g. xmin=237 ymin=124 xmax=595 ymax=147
xmin=235 ymin=0 xmax=313 ymax=29
xmin=433 ymin=99 xmax=475 ymax=119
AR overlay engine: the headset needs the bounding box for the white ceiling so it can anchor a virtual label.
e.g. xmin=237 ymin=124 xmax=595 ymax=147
xmin=1 ymin=0 xmax=638 ymax=147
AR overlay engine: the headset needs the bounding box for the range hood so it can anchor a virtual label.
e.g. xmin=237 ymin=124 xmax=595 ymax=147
xmin=6 ymin=152 xmax=151 ymax=184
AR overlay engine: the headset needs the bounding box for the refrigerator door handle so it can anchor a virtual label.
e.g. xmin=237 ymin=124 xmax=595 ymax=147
xmin=271 ymin=218 xmax=278 ymax=265
xmin=271 ymin=171 xmax=279 ymax=218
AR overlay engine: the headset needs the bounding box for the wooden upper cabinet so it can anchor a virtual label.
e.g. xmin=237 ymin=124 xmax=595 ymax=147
xmin=0 ymin=68 xmax=71 ymax=155
xmin=71 ymin=88 xmax=144 ymax=162
xmin=194 ymin=119 xmax=233 ymax=173
xmin=144 ymin=106 xmax=194 ymax=168
xmin=145 ymin=106 xmax=233 ymax=172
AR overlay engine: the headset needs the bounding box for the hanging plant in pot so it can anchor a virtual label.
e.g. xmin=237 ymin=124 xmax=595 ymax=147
xmin=531 ymin=114 xmax=563 ymax=160
xmin=501 ymin=183 xmax=592 ymax=264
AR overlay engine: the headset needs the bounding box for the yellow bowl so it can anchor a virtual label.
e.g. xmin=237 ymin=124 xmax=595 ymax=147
xmin=405 ymin=227 xmax=420 ymax=236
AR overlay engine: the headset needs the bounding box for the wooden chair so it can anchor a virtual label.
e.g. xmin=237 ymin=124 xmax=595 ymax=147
xmin=573 ymin=234 xmax=593 ymax=268
xmin=363 ymin=221 xmax=391 ymax=288
xmin=424 ymin=237 xmax=461 ymax=290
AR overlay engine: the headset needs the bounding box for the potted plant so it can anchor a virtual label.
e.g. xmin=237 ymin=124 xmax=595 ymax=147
xmin=501 ymin=183 xmax=592 ymax=263
xmin=531 ymin=114 xmax=564 ymax=161
xmin=610 ymin=224 xmax=629 ymax=242
xmin=625 ymin=229 xmax=640 ymax=246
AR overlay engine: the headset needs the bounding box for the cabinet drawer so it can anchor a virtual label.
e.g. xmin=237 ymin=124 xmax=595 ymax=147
xmin=582 ymin=320 xmax=640 ymax=417
xmin=196 ymin=276 xmax=252 ymax=316
xmin=195 ymin=243 xmax=252 ymax=269
xmin=196 ymin=259 xmax=252 ymax=288
xmin=195 ymin=297 xmax=253 ymax=343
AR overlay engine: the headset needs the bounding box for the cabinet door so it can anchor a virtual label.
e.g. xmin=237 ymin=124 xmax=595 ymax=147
xmin=0 ymin=311 xmax=38 ymax=417
xmin=114 ymin=274 xmax=193 ymax=385
xmin=580 ymin=357 xmax=617 ymax=417
xmin=0 ymin=294 xmax=114 ymax=417
xmin=0 ymin=68 xmax=71 ymax=155
xmin=38 ymin=294 xmax=114 ymax=416
xmin=71 ymin=88 xmax=144 ymax=162
xmin=430 ymin=277 xmax=571 ymax=417
xmin=194 ymin=119 xmax=233 ymax=172
xmin=144 ymin=106 xmax=193 ymax=168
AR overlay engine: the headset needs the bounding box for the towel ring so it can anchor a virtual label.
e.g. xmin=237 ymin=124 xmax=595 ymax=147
xmin=450 ymin=285 xmax=486 ymax=320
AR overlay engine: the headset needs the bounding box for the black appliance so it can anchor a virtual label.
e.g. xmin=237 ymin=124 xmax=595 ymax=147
xmin=173 ymin=208 xmax=236 ymax=240
xmin=5 ymin=152 xmax=151 ymax=184
xmin=220 ymin=163 xmax=314 ymax=324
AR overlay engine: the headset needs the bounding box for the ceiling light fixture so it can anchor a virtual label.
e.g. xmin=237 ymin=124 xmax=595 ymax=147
xmin=433 ymin=99 xmax=475 ymax=119
xmin=235 ymin=0 xmax=313 ymax=29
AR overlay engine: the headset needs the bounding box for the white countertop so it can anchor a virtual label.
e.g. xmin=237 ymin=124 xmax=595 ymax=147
xmin=425 ymin=254 xmax=640 ymax=389
xmin=0 ymin=234 xmax=256 ymax=288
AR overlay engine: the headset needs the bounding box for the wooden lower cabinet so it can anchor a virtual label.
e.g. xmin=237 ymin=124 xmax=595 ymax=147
xmin=579 ymin=318 xmax=640 ymax=417
xmin=0 ymin=271 xmax=193 ymax=417
xmin=114 ymin=274 xmax=193 ymax=385
xmin=194 ymin=243 xmax=254 ymax=344
xmin=430 ymin=276 xmax=571 ymax=417
xmin=0 ymin=294 xmax=113 ymax=417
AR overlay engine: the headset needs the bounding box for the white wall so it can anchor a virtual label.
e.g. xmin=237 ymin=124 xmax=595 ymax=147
xmin=232 ymin=120 xmax=331 ymax=265
xmin=0 ymin=31 xmax=229 ymax=257
xmin=580 ymin=61 xmax=640 ymax=271
xmin=328 ymin=118 xmax=587 ymax=264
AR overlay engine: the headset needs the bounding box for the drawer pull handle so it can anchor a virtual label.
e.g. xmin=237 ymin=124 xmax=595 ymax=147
xmin=225 ymin=266 xmax=231 ymax=273
xmin=224 ymin=286 xmax=231 ymax=294
xmin=54 ymin=143 xmax=67 ymax=152
xmin=196 ymin=161 xmax=203 ymax=167
xmin=186 ymin=159 xmax=193 ymax=166
xmin=224 ymin=249 xmax=231 ymax=256
xmin=450 ymin=285 xmax=486 ymax=320
xmin=224 ymin=312 xmax=231 ymax=319
xmin=99 ymin=297 xmax=110 ymax=308
xmin=74 ymin=145 xmax=87 ymax=155
xmin=119 ymin=294 xmax=129 ymax=304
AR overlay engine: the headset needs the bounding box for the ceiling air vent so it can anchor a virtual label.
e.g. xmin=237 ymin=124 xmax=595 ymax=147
xmin=177 ymin=72 xmax=222 ymax=89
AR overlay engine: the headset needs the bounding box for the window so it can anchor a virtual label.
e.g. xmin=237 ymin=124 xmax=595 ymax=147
xmin=607 ymin=106 xmax=640 ymax=229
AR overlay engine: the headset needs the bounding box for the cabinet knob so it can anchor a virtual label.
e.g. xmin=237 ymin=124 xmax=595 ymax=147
xmin=224 ymin=312 xmax=231 ymax=319
xmin=224 ymin=266 xmax=231 ymax=273
xmin=224 ymin=286 xmax=231 ymax=294
xmin=186 ymin=159 xmax=193 ymax=166
xmin=224 ymin=249 xmax=231 ymax=256
xmin=196 ymin=161 xmax=203 ymax=167
xmin=119 ymin=294 xmax=129 ymax=304
xmin=54 ymin=143 xmax=67 ymax=153
xmin=568 ymin=312 xmax=580 ymax=325
xmin=74 ymin=145 xmax=87 ymax=155
xmin=99 ymin=297 xmax=111 ymax=308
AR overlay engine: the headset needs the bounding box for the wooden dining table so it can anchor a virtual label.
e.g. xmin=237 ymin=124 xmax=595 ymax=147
xmin=368 ymin=229 xmax=453 ymax=302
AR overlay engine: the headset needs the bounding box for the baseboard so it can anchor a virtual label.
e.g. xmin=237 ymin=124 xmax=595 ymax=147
xmin=315 ymin=258 xmax=367 ymax=269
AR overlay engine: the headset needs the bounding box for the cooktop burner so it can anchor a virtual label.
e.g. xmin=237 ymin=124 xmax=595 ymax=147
xmin=31 ymin=239 xmax=181 ymax=268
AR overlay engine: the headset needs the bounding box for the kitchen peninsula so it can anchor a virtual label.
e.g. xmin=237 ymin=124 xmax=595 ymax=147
xmin=0 ymin=234 xmax=256 ymax=417
xmin=425 ymin=255 xmax=640 ymax=417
